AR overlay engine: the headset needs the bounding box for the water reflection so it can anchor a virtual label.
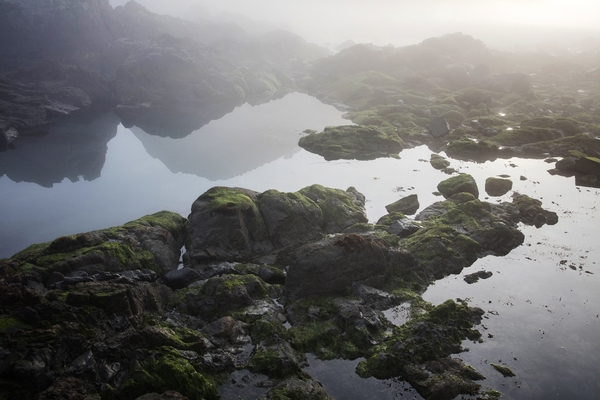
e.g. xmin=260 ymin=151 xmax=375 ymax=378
xmin=0 ymin=112 xmax=119 ymax=187
xmin=131 ymin=93 xmax=350 ymax=180
xmin=117 ymin=100 xmax=241 ymax=139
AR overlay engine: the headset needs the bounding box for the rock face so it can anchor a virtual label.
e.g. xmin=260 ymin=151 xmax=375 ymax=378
xmin=437 ymin=174 xmax=479 ymax=199
xmin=485 ymin=177 xmax=513 ymax=196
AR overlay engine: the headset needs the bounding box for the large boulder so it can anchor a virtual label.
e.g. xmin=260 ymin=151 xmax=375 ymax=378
xmin=284 ymin=234 xmax=418 ymax=299
xmin=437 ymin=174 xmax=479 ymax=199
xmin=187 ymin=187 xmax=273 ymax=264
xmin=485 ymin=177 xmax=513 ymax=196
xmin=186 ymin=185 xmax=369 ymax=266
xmin=385 ymin=194 xmax=420 ymax=215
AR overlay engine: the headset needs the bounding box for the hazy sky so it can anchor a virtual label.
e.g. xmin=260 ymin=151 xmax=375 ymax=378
xmin=111 ymin=0 xmax=600 ymax=49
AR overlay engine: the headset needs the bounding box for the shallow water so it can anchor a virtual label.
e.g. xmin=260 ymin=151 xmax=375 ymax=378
xmin=1 ymin=92 xmax=599 ymax=399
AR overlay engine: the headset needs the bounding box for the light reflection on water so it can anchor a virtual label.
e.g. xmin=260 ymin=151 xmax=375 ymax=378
xmin=0 ymin=93 xmax=598 ymax=399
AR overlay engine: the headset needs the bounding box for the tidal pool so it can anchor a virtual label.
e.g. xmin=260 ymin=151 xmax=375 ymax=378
xmin=1 ymin=92 xmax=598 ymax=399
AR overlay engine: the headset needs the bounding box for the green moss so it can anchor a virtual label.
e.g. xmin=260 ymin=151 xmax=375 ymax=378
xmin=117 ymin=351 xmax=219 ymax=400
xmin=482 ymin=388 xmax=503 ymax=398
xmin=446 ymin=138 xmax=499 ymax=161
xmin=122 ymin=210 xmax=187 ymax=237
xmin=491 ymin=363 xmax=516 ymax=377
xmin=358 ymin=300 xmax=481 ymax=378
xmin=298 ymin=125 xmax=403 ymax=161
xmin=203 ymin=187 xmax=256 ymax=211
xmin=491 ymin=127 xmax=556 ymax=146
xmin=0 ymin=316 xmax=32 ymax=334
xmin=250 ymin=347 xmax=301 ymax=379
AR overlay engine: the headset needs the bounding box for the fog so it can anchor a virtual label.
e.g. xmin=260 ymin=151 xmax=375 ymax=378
xmin=111 ymin=0 xmax=600 ymax=50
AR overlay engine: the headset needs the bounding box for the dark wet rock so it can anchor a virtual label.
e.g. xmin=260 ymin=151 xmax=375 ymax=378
xmin=409 ymin=358 xmax=485 ymax=400
xmin=387 ymin=219 xmax=421 ymax=238
xmin=357 ymin=299 xmax=484 ymax=400
xmin=430 ymin=153 xmax=451 ymax=170
xmin=352 ymin=283 xmax=406 ymax=310
xmin=437 ymin=174 xmax=479 ymax=199
xmin=464 ymin=270 xmax=493 ymax=284
xmin=298 ymin=125 xmax=403 ymax=161
xmin=556 ymin=153 xmax=600 ymax=177
xmin=427 ymin=117 xmax=451 ymax=138
xmin=385 ymin=194 xmax=420 ymax=215
xmin=163 ymin=268 xmax=202 ymax=290
xmin=511 ymin=192 xmax=558 ymax=228
xmin=446 ymin=138 xmax=499 ymax=161
xmin=250 ymin=338 xmax=305 ymax=379
xmin=259 ymin=376 xmax=332 ymax=400
xmin=176 ymin=274 xmax=270 ymax=319
xmin=284 ymin=234 xmax=419 ymax=299
xmin=485 ymin=177 xmax=513 ymax=196
xmin=135 ymin=391 xmax=190 ymax=400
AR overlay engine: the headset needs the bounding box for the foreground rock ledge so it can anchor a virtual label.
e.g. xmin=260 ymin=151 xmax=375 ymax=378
xmin=0 ymin=184 xmax=558 ymax=400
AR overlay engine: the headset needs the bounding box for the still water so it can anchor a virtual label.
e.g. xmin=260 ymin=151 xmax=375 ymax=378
xmin=1 ymin=92 xmax=599 ymax=399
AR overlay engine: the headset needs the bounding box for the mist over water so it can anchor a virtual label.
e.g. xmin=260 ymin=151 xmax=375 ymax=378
xmin=110 ymin=0 xmax=600 ymax=50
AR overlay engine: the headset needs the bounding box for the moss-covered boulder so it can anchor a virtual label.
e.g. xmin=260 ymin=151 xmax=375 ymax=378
xmin=187 ymin=187 xmax=273 ymax=264
xmin=298 ymin=125 xmax=403 ymax=160
xmin=437 ymin=174 xmax=479 ymax=199
xmin=186 ymin=185 xmax=369 ymax=267
xmin=385 ymin=194 xmax=420 ymax=215
xmin=298 ymin=185 xmax=368 ymax=233
xmin=430 ymin=153 xmax=451 ymax=170
xmin=1 ymin=211 xmax=187 ymax=281
xmin=258 ymin=189 xmax=323 ymax=248
xmin=485 ymin=177 xmax=513 ymax=196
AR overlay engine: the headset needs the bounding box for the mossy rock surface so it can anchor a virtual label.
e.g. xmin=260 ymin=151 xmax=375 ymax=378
xmin=5 ymin=211 xmax=187 ymax=278
xmin=298 ymin=125 xmax=403 ymax=161
xmin=437 ymin=174 xmax=479 ymax=199
xmin=485 ymin=177 xmax=513 ymax=196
